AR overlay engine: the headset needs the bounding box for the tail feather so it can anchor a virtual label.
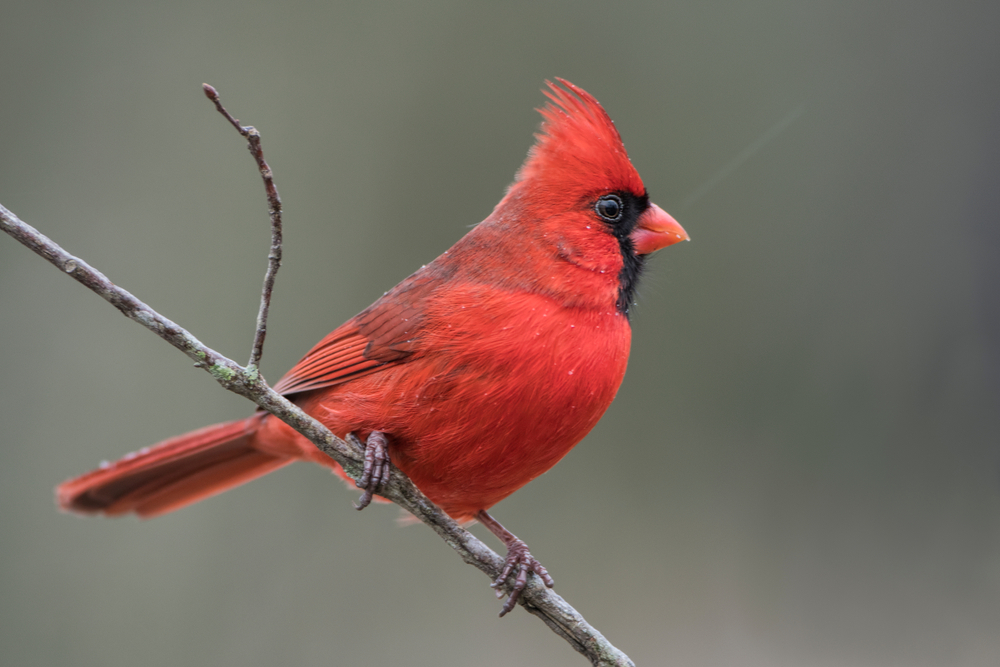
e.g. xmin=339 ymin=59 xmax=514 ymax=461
xmin=57 ymin=415 xmax=292 ymax=518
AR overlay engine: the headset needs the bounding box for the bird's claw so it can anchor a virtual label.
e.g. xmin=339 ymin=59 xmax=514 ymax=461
xmin=492 ymin=538 xmax=554 ymax=617
xmin=352 ymin=431 xmax=389 ymax=510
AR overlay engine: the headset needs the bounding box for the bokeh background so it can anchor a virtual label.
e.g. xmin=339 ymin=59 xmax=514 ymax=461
xmin=2 ymin=2 xmax=998 ymax=665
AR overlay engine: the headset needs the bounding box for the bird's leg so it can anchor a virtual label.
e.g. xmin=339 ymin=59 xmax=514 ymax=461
xmin=353 ymin=430 xmax=389 ymax=510
xmin=475 ymin=509 xmax=555 ymax=617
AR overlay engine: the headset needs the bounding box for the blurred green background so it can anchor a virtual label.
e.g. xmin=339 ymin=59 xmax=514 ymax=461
xmin=2 ymin=1 xmax=998 ymax=665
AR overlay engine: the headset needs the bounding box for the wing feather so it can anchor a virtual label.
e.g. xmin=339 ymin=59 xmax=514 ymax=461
xmin=272 ymin=266 xmax=447 ymax=397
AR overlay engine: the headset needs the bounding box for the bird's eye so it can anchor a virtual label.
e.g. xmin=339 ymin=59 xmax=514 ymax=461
xmin=595 ymin=195 xmax=623 ymax=222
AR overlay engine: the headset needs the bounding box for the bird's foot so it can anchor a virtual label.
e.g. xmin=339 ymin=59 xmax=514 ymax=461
xmin=352 ymin=431 xmax=389 ymax=510
xmin=475 ymin=509 xmax=555 ymax=617
xmin=492 ymin=538 xmax=554 ymax=617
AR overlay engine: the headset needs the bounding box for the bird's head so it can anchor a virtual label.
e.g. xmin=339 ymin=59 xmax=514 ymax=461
xmin=500 ymin=79 xmax=688 ymax=315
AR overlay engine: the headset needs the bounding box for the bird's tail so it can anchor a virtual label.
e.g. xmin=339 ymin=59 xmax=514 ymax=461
xmin=56 ymin=414 xmax=292 ymax=518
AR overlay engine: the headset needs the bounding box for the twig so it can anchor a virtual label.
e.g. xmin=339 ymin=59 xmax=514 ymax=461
xmin=0 ymin=92 xmax=636 ymax=667
xmin=202 ymin=83 xmax=283 ymax=371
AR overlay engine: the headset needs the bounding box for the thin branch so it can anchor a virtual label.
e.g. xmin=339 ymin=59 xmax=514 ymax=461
xmin=0 ymin=103 xmax=636 ymax=667
xmin=202 ymin=83 xmax=283 ymax=371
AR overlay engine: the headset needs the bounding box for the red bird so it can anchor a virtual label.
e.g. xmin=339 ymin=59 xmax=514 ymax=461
xmin=57 ymin=79 xmax=688 ymax=615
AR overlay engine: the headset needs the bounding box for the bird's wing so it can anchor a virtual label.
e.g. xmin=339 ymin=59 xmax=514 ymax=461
xmin=271 ymin=269 xmax=440 ymax=397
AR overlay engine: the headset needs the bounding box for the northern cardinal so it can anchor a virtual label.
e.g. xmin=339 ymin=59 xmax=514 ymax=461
xmin=57 ymin=79 xmax=688 ymax=615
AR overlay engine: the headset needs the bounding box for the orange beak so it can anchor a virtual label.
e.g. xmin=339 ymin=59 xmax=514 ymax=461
xmin=630 ymin=203 xmax=689 ymax=255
